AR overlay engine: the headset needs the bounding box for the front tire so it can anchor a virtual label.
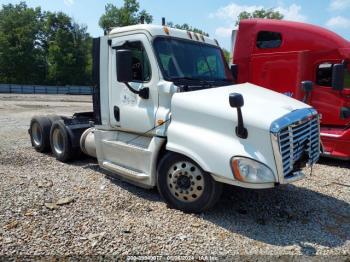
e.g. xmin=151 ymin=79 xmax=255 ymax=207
xmin=157 ymin=152 xmax=222 ymax=213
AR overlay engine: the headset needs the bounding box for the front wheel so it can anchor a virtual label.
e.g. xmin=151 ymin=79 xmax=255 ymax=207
xmin=157 ymin=152 xmax=222 ymax=213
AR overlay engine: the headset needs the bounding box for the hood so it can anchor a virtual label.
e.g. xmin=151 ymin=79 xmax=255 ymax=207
xmin=171 ymin=82 xmax=311 ymax=132
xmin=168 ymin=83 xmax=312 ymax=182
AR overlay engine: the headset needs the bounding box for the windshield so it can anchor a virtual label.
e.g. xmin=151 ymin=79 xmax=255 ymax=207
xmin=153 ymin=37 xmax=233 ymax=84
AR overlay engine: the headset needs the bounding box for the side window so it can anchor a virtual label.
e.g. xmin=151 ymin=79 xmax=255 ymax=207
xmin=346 ymin=66 xmax=350 ymax=87
xmin=117 ymin=41 xmax=151 ymax=82
xmin=316 ymin=63 xmax=333 ymax=87
xmin=256 ymin=31 xmax=282 ymax=49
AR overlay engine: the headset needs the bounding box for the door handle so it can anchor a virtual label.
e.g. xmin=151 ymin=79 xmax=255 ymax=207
xmin=114 ymin=106 xmax=120 ymax=122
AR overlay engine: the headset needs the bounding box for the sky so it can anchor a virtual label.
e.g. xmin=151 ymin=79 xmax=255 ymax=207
xmin=1 ymin=0 xmax=350 ymax=50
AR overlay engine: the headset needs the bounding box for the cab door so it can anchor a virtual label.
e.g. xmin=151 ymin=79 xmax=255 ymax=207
xmin=109 ymin=34 xmax=159 ymax=133
xmin=311 ymin=59 xmax=350 ymax=126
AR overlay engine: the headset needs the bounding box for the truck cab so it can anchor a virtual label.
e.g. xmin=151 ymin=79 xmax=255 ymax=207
xmin=232 ymin=19 xmax=350 ymax=159
xmin=29 ymin=24 xmax=320 ymax=213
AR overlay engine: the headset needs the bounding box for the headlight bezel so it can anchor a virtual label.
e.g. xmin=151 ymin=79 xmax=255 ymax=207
xmin=230 ymin=156 xmax=276 ymax=184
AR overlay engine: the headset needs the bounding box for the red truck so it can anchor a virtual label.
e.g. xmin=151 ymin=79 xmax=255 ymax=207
xmin=232 ymin=19 xmax=350 ymax=159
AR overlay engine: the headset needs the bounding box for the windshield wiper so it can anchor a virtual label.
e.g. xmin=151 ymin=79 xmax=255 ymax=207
xmin=171 ymin=77 xmax=214 ymax=87
xmin=213 ymin=78 xmax=234 ymax=84
xmin=173 ymin=76 xmax=233 ymax=86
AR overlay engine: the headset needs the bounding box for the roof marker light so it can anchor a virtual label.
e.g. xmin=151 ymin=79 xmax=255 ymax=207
xmin=187 ymin=31 xmax=193 ymax=39
xmin=163 ymin=26 xmax=170 ymax=35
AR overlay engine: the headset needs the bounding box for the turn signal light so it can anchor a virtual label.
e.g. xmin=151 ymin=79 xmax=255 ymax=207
xmin=232 ymin=159 xmax=244 ymax=182
xmin=157 ymin=119 xmax=165 ymax=125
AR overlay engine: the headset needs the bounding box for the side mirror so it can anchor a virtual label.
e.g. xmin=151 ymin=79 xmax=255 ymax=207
xmin=116 ymin=49 xmax=133 ymax=83
xmin=229 ymin=93 xmax=248 ymax=139
xmin=301 ymin=81 xmax=313 ymax=103
xmin=229 ymin=92 xmax=244 ymax=108
xmin=301 ymin=81 xmax=313 ymax=93
xmin=230 ymin=64 xmax=238 ymax=82
xmin=116 ymin=49 xmax=149 ymax=99
xmin=332 ymin=64 xmax=345 ymax=91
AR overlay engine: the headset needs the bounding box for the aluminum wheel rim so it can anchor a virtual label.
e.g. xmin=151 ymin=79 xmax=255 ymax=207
xmin=166 ymin=161 xmax=205 ymax=203
xmin=52 ymin=128 xmax=64 ymax=155
xmin=31 ymin=122 xmax=42 ymax=146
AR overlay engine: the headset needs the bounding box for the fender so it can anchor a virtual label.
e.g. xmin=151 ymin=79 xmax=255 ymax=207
xmin=166 ymin=117 xmax=277 ymax=183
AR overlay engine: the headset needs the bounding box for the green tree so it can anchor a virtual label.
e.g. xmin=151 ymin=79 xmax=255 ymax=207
xmin=236 ymin=8 xmax=283 ymax=26
xmin=0 ymin=2 xmax=45 ymax=84
xmin=43 ymin=11 xmax=92 ymax=85
xmin=167 ymin=22 xmax=209 ymax=36
xmin=0 ymin=2 xmax=92 ymax=85
xmin=99 ymin=0 xmax=153 ymax=34
xmin=221 ymin=48 xmax=230 ymax=64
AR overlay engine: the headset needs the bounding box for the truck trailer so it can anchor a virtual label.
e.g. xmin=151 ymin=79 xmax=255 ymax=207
xmin=231 ymin=19 xmax=350 ymax=159
xmin=29 ymin=24 xmax=320 ymax=213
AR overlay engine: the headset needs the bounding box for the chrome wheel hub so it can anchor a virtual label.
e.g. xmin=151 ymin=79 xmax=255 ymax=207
xmin=166 ymin=161 xmax=205 ymax=202
xmin=31 ymin=122 xmax=42 ymax=146
xmin=52 ymin=128 xmax=64 ymax=155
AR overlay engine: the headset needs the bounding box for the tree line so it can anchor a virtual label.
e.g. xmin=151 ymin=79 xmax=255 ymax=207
xmin=0 ymin=2 xmax=92 ymax=85
xmin=0 ymin=0 xmax=283 ymax=86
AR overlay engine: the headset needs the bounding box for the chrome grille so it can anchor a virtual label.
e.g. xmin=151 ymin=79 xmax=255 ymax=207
xmin=277 ymin=116 xmax=320 ymax=177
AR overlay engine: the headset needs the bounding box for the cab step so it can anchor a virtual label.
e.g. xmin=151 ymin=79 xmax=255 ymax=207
xmin=102 ymin=161 xmax=149 ymax=181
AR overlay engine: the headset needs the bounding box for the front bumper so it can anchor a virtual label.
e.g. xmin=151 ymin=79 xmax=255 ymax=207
xmin=283 ymin=171 xmax=306 ymax=183
xmin=321 ymin=126 xmax=350 ymax=160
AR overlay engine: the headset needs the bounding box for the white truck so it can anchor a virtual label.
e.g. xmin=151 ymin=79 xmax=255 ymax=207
xmin=29 ymin=24 xmax=321 ymax=213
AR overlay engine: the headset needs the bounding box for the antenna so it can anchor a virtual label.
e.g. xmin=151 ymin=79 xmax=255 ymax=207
xmin=162 ymin=17 xmax=166 ymax=26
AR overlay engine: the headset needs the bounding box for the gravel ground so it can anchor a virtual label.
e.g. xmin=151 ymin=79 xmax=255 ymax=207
xmin=0 ymin=94 xmax=349 ymax=259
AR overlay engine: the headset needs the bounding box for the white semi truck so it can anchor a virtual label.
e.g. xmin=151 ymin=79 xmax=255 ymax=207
xmin=29 ymin=24 xmax=320 ymax=213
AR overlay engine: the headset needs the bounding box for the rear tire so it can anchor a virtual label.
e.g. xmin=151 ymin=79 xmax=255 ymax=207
xmin=47 ymin=114 xmax=63 ymax=124
xmin=157 ymin=152 xmax=222 ymax=213
xmin=50 ymin=121 xmax=76 ymax=162
xmin=29 ymin=116 xmax=52 ymax=153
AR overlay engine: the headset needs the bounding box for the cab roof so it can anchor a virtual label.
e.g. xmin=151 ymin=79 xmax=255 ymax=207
xmin=240 ymin=19 xmax=349 ymax=48
xmin=109 ymin=24 xmax=219 ymax=47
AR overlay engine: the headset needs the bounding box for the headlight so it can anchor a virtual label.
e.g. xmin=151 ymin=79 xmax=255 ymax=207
xmin=231 ymin=157 xmax=276 ymax=184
